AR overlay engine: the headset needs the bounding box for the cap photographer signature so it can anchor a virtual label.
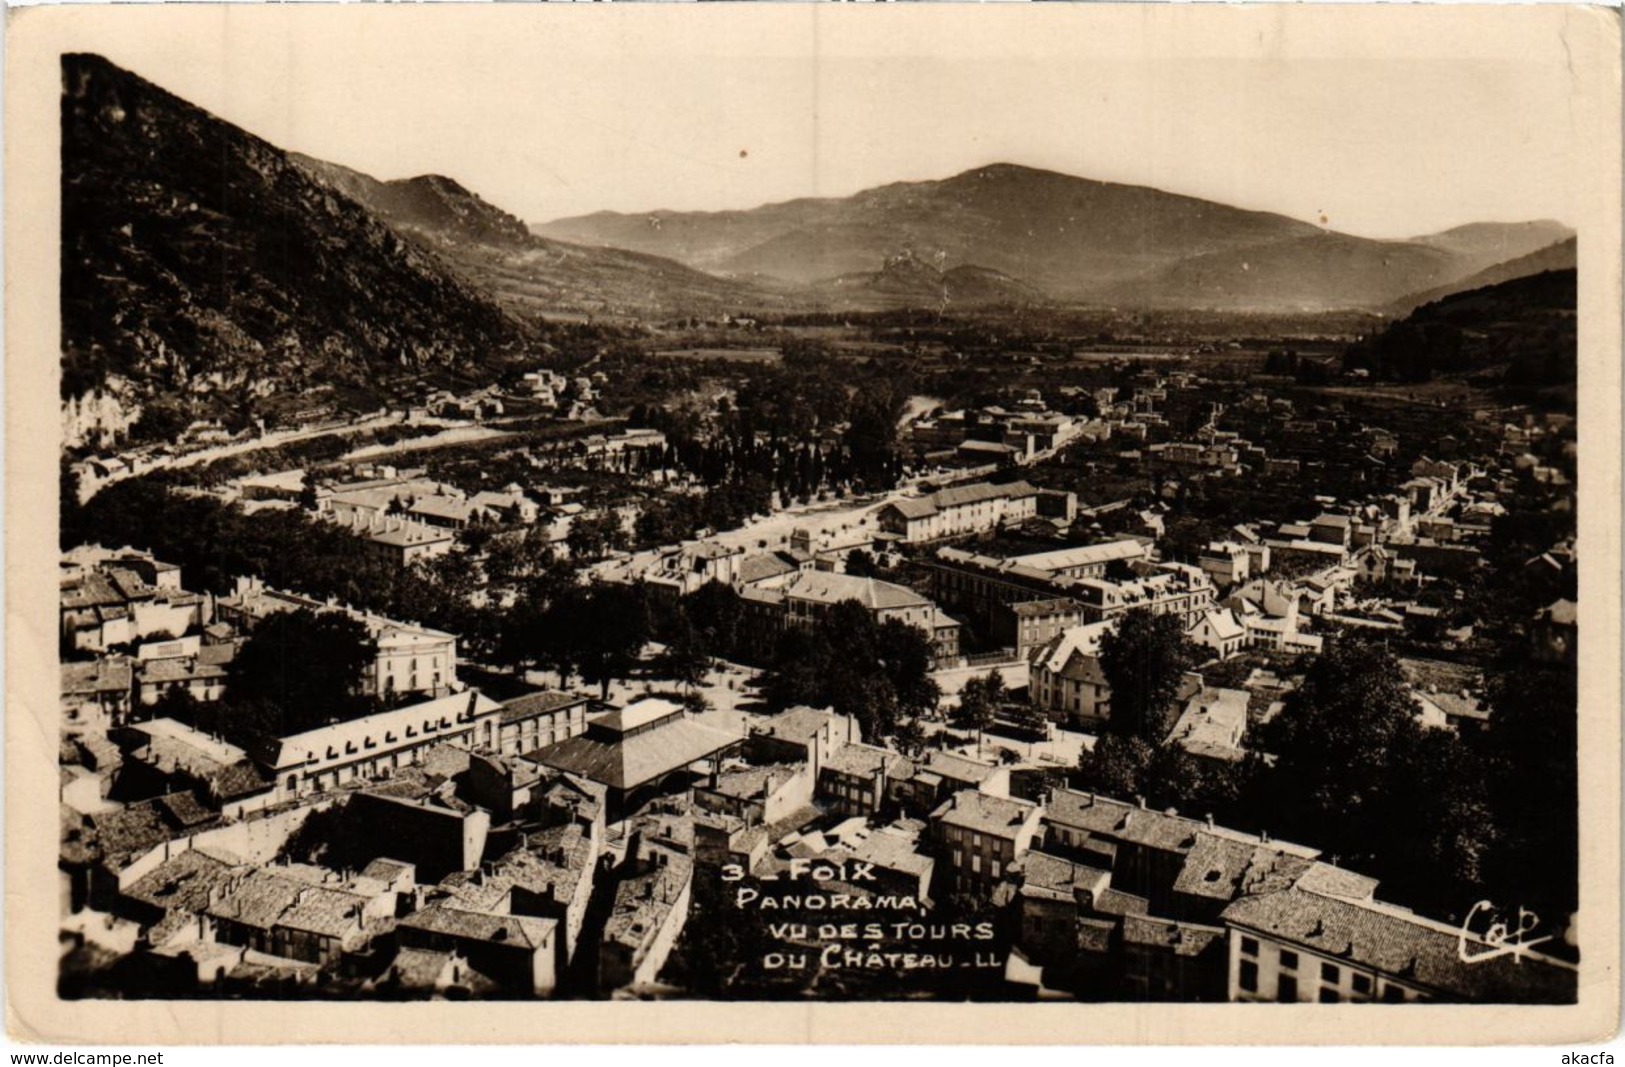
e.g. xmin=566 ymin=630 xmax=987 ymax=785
xmin=1457 ymin=900 xmax=1553 ymax=964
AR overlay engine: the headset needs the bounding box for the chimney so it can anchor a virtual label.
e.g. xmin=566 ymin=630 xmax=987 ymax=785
xmin=1205 ymin=813 xmax=1215 ymax=829
xmin=1135 ymin=795 xmax=1146 ymax=810
xmin=1260 ymin=829 xmax=1270 ymax=843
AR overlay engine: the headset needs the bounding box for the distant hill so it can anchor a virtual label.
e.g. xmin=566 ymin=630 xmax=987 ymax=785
xmin=1106 ymin=231 xmax=1469 ymax=312
xmin=536 ymin=163 xmax=1574 ymax=311
xmin=290 ymin=155 xmax=782 ymax=319
xmin=807 ymin=251 xmax=1045 ymax=311
xmin=1345 ymin=269 xmax=1576 ymax=404
xmin=61 ymin=52 xmax=531 ymax=440
xmin=290 ymin=155 xmax=535 ymax=247
xmin=536 ymin=163 xmax=1328 ymax=299
xmin=1389 ymin=237 xmax=1577 ymax=313
xmin=1407 ymin=221 xmax=1574 ymax=273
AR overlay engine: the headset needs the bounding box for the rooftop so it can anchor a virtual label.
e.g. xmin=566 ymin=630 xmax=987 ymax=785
xmin=1120 ymin=914 xmax=1227 ymax=957
xmin=593 ymin=698 xmax=688 ymax=735
xmin=822 ymin=742 xmax=911 ymax=781
xmin=1221 ymin=886 xmax=1575 ymax=1003
xmin=751 ymin=706 xmax=845 ymax=745
xmin=400 ymin=903 xmax=556 ymax=951
xmin=933 ymin=790 xmax=1039 ymax=837
xmin=500 ymin=689 xmax=588 ymax=725
xmin=262 ymin=690 xmax=501 ymax=773
xmin=1008 ymin=540 xmax=1148 ymax=574
xmin=783 ymin=571 xmax=931 ymax=612
xmin=1018 ymin=850 xmax=1111 ymax=902
xmin=531 ymin=709 xmax=737 ymax=792
xmin=1045 ymin=789 xmax=1318 ymax=861
xmin=130 ymin=718 xmax=248 ymax=772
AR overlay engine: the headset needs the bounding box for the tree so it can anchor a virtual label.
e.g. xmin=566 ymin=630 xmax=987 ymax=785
xmin=1477 ymin=651 xmax=1579 ymax=924
xmin=1258 ymin=638 xmax=1493 ymax=917
xmin=757 ymin=601 xmax=939 ymax=742
xmin=223 ymin=608 xmax=376 ymax=740
xmin=144 ymin=684 xmax=203 ymax=727
xmin=984 ymin=668 xmax=1009 ymax=710
xmin=660 ymin=619 xmax=711 ymax=692
xmin=570 ymin=583 xmax=651 ymax=701
xmin=1098 ymin=608 xmax=1197 ymax=742
xmin=892 ymin=716 xmax=928 ymax=757
xmin=953 ymin=677 xmax=994 ymax=733
xmin=1077 ymin=733 xmax=1156 ymax=800
xmin=845 ymin=548 xmax=879 ymax=578
xmin=567 ymin=510 xmax=628 ymax=562
xmin=682 ymin=580 xmax=745 ymax=661
xmin=874 ymin=618 xmax=941 ymax=721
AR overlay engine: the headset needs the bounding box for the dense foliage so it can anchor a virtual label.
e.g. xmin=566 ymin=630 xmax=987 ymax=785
xmin=757 ymin=600 xmax=940 ymax=743
xmin=1098 ymin=608 xmax=1198 ymax=742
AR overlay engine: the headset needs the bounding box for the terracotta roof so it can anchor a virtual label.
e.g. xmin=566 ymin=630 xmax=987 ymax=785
xmin=827 ymin=824 xmax=934 ymax=880
xmin=933 ymin=790 xmax=1039 ymax=838
xmin=1220 ymin=887 xmax=1575 ymax=1003
xmin=921 ymin=750 xmax=999 ymax=786
xmin=1091 ymin=888 xmax=1151 ymax=917
xmin=822 ymin=742 xmax=911 ymax=780
xmin=88 ymin=801 xmax=177 ymax=867
xmin=122 ymin=849 xmax=238 ymax=915
xmin=932 ymin=480 xmax=1039 ymax=508
xmin=408 ymin=496 xmax=477 ymax=523
xmin=705 ymin=764 xmax=802 ymax=802
xmin=214 ymin=760 xmax=275 ymax=801
xmin=604 ymin=855 xmax=693 ymax=951
xmin=400 ymin=903 xmax=556 ymax=951
xmin=737 ymin=552 xmax=802 ymax=585
xmin=886 ymin=497 xmax=939 ymax=521
xmin=157 ymin=792 xmax=218 ymax=829
xmin=1045 ymin=790 xmax=1318 ymax=861
xmin=61 ymin=658 xmax=133 ymax=696
xmin=277 ymin=885 xmax=367 ymax=939
xmin=1120 ymin=914 xmax=1226 ymax=957
xmin=783 ymin=571 xmax=931 ymax=612
xmin=207 ymin=869 xmax=304 ymax=930
xmin=753 ymin=706 xmax=842 ymax=745
xmin=1018 ymin=851 xmax=1111 ymax=902
xmin=499 ymin=689 xmax=587 ymax=725
xmin=388 ymin=946 xmax=458 ymax=990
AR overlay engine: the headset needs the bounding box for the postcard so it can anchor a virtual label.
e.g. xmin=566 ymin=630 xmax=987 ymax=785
xmin=7 ymin=1 xmax=1620 ymax=1045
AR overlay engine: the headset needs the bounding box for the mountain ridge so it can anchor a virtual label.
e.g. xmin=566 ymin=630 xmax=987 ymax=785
xmin=535 ymin=163 xmax=1574 ymax=311
xmin=288 ymin=154 xmax=785 ymax=318
xmin=61 ymin=52 xmax=531 ymax=440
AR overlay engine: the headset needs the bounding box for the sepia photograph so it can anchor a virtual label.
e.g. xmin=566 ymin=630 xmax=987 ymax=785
xmin=7 ymin=1 xmax=1621 ymax=1046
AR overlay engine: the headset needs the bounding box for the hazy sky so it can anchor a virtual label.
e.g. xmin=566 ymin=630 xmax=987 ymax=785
xmin=58 ymin=5 xmax=1587 ymax=239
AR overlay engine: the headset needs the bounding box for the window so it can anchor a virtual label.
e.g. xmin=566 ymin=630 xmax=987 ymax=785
xmin=1279 ymin=950 xmax=1298 ymax=971
xmin=971 ymin=854 xmax=982 ymax=874
xmin=1352 ymin=974 xmax=1372 ymax=995
xmin=972 ymin=833 xmax=982 ymax=848
xmin=1319 ymin=988 xmax=1339 ymax=1003
xmin=991 ymin=859 xmax=1002 ymax=879
xmin=953 ymin=849 xmax=963 ymax=867
xmin=1321 ymin=962 xmax=1339 ymax=983
xmin=1239 ymin=961 xmax=1258 ymax=992
xmin=1240 ymin=936 xmax=1259 ymax=958
xmin=1382 ymin=985 xmax=1406 ymax=1003
xmin=1277 ymin=975 xmax=1298 ymax=1002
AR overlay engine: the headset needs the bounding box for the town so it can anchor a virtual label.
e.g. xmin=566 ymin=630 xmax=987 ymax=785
xmin=58 ymin=325 xmax=1579 ymax=1003
xmin=51 ymin=47 xmax=1585 ymax=1010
